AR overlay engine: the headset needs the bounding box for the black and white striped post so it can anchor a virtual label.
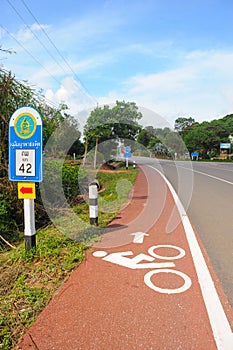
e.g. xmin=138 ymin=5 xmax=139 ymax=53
xmin=89 ymin=180 xmax=99 ymax=225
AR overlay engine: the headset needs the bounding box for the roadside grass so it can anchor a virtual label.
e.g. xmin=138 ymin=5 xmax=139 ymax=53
xmin=0 ymin=227 xmax=88 ymax=350
xmin=97 ymin=168 xmax=137 ymax=214
xmin=0 ymin=166 xmax=138 ymax=350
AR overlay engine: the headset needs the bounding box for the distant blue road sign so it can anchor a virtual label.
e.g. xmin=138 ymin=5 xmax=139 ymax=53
xmin=123 ymin=146 xmax=132 ymax=158
xmin=220 ymin=143 xmax=231 ymax=149
xmin=191 ymin=152 xmax=199 ymax=157
xmin=124 ymin=152 xmax=132 ymax=158
xmin=9 ymin=106 xmax=43 ymax=182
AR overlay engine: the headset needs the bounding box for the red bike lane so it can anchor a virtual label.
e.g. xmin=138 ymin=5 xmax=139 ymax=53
xmin=18 ymin=166 xmax=233 ymax=350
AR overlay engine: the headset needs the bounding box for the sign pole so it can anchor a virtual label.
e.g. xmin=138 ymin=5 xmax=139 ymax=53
xmin=24 ymin=198 xmax=36 ymax=251
xmin=126 ymin=157 xmax=129 ymax=170
xmin=123 ymin=146 xmax=132 ymax=169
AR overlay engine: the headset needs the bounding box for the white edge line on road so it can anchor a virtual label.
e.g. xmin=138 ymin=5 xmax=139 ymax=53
xmin=149 ymin=165 xmax=233 ymax=350
xmin=178 ymin=165 xmax=233 ymax=186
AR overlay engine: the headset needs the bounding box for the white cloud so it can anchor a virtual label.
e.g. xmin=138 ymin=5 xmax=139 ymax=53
xmin=119 ymin=50 xmax=233 ymax=123
xmin=16 ymin=23 xmax=50 ymax=42
xmin=45 ymin=76 xmax=91 ymax=108
xmin=44 ymin=76 xmax=96 ymax=130
xmin=43 ymin=50 xmax=233 ymax=130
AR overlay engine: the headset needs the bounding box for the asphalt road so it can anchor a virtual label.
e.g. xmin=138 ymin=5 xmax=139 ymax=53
xmin=136 ymin=157 xmax=233 ymax=307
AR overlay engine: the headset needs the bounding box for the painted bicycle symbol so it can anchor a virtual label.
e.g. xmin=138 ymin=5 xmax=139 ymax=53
xmin=93 ymin=244 xmax=192 ymax=294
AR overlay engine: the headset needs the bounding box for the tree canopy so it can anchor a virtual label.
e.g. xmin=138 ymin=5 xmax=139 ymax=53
xmin=174 ymin=117 xmax=197 ymax=137
xmin=183 ymin=116 xmax=233 ymax=157
xmin=84 ymin=100 xmax=142 ymax=150
xmin=137 ymin=125 xmax=187 ymax=157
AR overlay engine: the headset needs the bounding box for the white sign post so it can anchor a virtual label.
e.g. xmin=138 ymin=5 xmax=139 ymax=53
xmin=123 ymin=146 xmax=132 ymax=169
xmin=9 ymin=106 xmax=43 ymax=252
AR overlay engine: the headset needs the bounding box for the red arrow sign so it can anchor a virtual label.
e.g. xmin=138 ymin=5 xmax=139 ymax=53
xmin=20 ymin=186 xmax=33 ymax=194
xmin=18 ymin=182 xmax=36 ymax=199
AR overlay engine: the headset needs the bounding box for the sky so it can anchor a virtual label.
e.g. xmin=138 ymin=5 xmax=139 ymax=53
xmin=1 ymin=0 xmax=233 ymax=130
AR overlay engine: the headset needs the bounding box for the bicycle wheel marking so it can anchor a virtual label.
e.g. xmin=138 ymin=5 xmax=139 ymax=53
xmin=148 ymin=244 xmax=186 ymax=260
xmin=144 ymin=269 xmax=192 ymax=294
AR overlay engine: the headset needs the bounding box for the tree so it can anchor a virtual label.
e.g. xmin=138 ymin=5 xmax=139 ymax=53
xmin=174 ymin=117 xmax=197 ymax=138
xmin=42 ymin=105 xmax=82 ymax=158
xmin=0 ymin=71 xmax=39 ymax=173
xmin=184 ymin=125 xmax=208 ymax=157
xmin=184 ymin=119 xmax=231 ymax=158
xmin=164 ymin=131 xmax=187 ymax=156
xmin=222 ymin=114 xmax=233 ymax=136
xmin=136 ymin=128 xmax=151 ymax=147
xmin=84 ymin=100 xmax=142 ymax=167
xmin=84 ymin=101 xmax=142 ymax=144
xmin=68 ymin=139 xmax=84 ymax=158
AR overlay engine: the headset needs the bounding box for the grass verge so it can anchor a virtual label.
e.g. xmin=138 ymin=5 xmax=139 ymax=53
xmin=0 ymin=227 xmax=88 ymax=350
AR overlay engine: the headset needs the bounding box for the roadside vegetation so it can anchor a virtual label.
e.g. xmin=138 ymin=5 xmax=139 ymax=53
xmin=136 ymin=116 xmax=233 ymax=160
xmin=174 ymin=116 xmax=233 ymax=159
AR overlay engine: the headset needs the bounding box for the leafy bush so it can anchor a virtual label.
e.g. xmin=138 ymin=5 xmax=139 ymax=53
xmin=62 ymin=163 xmax=80 ymax=198
xmin=0 ymin=195 xmax=16 ymax=244
xmin=0 ymin=184 xmax=23 ymax=249
xmin=40 ymin=160 xmax=81 ymax=209
xmin=0 ymin=160 xmax=81 ymax=249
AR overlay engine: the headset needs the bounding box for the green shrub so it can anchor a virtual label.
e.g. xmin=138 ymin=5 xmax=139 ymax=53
xmin=62 ymin=163 xmax=80 ymax=198
xmin=0 ymin=189 xmax=23 ymax=249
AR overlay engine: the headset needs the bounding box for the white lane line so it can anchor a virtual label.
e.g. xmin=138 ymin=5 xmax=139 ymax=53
xmin=149 ymin=165 xmax=233 ymax=350
xmin=177 ymin=164 xmax=233 ymax=186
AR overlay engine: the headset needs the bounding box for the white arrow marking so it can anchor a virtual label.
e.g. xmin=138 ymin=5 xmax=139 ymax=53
xmin=93 ymin=251 xmax=175 ymax=269
xmin=131 ymin=232 xmax=149 ymax=244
